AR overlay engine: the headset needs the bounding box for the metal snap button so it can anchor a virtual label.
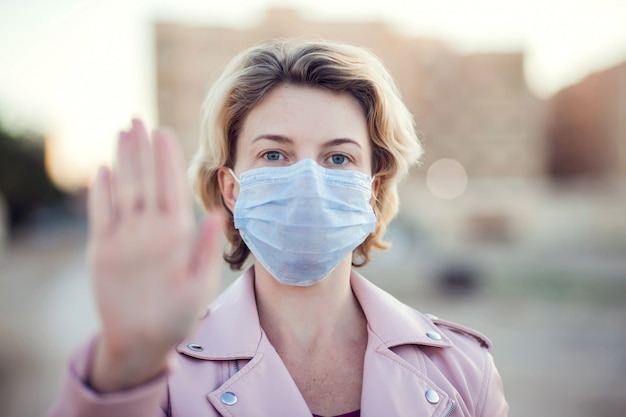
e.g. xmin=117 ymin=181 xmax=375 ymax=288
xmin=187 ymin=343 xmax=203 ymax=352
xmin=220 ymin=391 xmax=238 ymax=405
xmin=426 ymin=331 xmax=442 ymax=340
xmin=425 ymin=389 xmax=440 ymax=404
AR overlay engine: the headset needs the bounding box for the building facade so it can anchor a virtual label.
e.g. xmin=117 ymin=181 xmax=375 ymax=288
xmin=155 ymin=8 xmax=544 ymax=179
xmin=546 ymin=62 xmax=626 ymax=181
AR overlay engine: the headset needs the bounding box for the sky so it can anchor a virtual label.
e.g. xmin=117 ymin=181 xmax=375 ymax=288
xmin=1 ymin=0 xmax=625 ymax=190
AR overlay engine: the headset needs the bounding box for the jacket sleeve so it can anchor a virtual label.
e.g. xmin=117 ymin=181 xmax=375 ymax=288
xmin=45 ymin=337 xmax=170 ymax=417
xmin=476 ymin=352 xmax=509 ymax=417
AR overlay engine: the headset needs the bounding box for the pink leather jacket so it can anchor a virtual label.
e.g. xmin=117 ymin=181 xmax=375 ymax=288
xmin=47 ymin=269 xmax=508 ymax=416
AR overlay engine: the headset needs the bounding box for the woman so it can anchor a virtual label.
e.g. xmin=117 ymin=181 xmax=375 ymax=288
xmin=48 ymin=39 xmax=508 ymax=417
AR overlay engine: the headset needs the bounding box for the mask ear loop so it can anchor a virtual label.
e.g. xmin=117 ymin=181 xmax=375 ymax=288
xmin=228 ymin=168 xmax=241 ymax=184
xmin=369 ymin=174 xmax=380 ymax=206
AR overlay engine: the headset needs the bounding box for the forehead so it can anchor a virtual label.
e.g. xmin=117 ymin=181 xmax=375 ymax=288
xmin=237 ymin=84 xmax=370 ymax=150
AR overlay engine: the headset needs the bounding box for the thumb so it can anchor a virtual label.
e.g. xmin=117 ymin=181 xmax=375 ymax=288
xmin=188 ymin=211 xmax=224 ymax=294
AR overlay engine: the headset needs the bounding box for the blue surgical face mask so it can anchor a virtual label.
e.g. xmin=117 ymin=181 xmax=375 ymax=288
xmin=231 ymin=159 xmax=376 ymax=286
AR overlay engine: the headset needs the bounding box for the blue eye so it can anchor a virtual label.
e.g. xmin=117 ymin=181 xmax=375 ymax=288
xmin=264 ymin=151 xmax=283 ymax=161
xmin=329 ymin=154 xmax=348 ymax=165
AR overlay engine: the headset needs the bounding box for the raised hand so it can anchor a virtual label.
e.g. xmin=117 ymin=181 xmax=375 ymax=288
xmin=87 ymin=119 xmax=221 ymax=392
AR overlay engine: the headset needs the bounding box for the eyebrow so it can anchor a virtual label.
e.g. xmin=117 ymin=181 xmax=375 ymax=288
xmin=251 ymin=134 xmax=362 ymax=149
xmin=325 ymin=138 xmax=363 ymax=149
xmin=251 ymin=134 xmax=293 ymax=144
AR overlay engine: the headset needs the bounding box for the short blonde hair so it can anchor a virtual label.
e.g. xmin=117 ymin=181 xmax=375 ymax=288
xmin=189 ymin=38 xmax=423 ymax=270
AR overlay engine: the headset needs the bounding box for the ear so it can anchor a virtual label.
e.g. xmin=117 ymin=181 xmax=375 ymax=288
xmin=218 ymin=166 xmax=239 ymax=212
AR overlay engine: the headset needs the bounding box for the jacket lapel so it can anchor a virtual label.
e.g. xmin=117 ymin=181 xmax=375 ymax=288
xmin=351 ymin=272 xmax=455 ymax=417
xmin=177 ymin=268 xmax=312 ymax=416
xmin=359 ymin=330 xmax=453 ymax=417
xmin=207 ymin=334 xmax=312 ymax=416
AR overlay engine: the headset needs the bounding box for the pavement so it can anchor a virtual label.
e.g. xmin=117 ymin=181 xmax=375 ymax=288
xmin=1 ymin=218 xmax=625 ymax=417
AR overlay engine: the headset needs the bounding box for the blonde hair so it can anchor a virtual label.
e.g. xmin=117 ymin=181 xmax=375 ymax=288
xmin=189 ymin=38 xmax=423 ymax=270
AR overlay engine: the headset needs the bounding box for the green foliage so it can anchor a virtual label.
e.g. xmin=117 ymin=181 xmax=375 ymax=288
xmin=0 ymin=123 xmax=65 ymax=228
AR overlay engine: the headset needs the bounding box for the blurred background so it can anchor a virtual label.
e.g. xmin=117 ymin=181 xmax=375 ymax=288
xmin=1 ymin=1 xmax=625 ymax=416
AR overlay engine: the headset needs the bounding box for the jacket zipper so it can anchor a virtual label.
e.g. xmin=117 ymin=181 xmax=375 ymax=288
xmin=444 ymin=399 xmax=456 ymax=417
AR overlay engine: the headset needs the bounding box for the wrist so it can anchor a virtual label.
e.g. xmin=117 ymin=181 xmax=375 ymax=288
xmin=89 ymin=337 xmax=170 ymax=393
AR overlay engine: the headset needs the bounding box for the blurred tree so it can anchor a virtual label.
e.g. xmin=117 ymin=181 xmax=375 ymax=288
xmin=0 ymin=122 xmax=65 ymax=233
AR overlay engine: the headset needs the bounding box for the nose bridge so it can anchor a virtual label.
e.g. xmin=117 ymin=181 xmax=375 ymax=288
xmin=292 ymin=158 xmax=324 ymax=199
xmin=294 ymin=142 xmax=319 ymax=163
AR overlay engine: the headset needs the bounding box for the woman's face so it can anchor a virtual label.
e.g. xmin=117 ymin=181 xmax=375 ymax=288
xmin=233 ymin=84 xmax=373 ymax=176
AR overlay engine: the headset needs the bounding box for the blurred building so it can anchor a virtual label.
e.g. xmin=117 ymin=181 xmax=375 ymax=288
xmin=155 ymin=8 xmax=544 ymax=179
xmin=155 ymin=8 xmax=626 ymax=258
xmin=546 ymin=62 xmax=626 ymax=181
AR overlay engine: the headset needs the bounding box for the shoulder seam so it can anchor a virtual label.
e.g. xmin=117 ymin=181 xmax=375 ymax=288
xmin=475 ymin=351 xmax=493 ymax=417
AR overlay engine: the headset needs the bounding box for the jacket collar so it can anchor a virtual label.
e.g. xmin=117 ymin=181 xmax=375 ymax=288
xmin=177 ymin=267 xmax=456 ymax=417
xmin=177 ymin=267 xmax=261 ymax=359
xmin=349 ymin=270 xmax=452 ymax=349
xmin=177 ymin=267 xmax=450 ymax=359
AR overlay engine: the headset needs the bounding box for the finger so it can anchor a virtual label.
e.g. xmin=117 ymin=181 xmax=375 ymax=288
xmin=131 ymin=119 xmax=158 ymax=210
xmin=188 ymin=212 xmax=223 ymax=295
xmin=88 ymin=166 xmax=115 ymax=237
xmin=114 ymin=130 xmax=139 ymax=216
xmin=152 ymin=128 xmax=190 ymax=214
